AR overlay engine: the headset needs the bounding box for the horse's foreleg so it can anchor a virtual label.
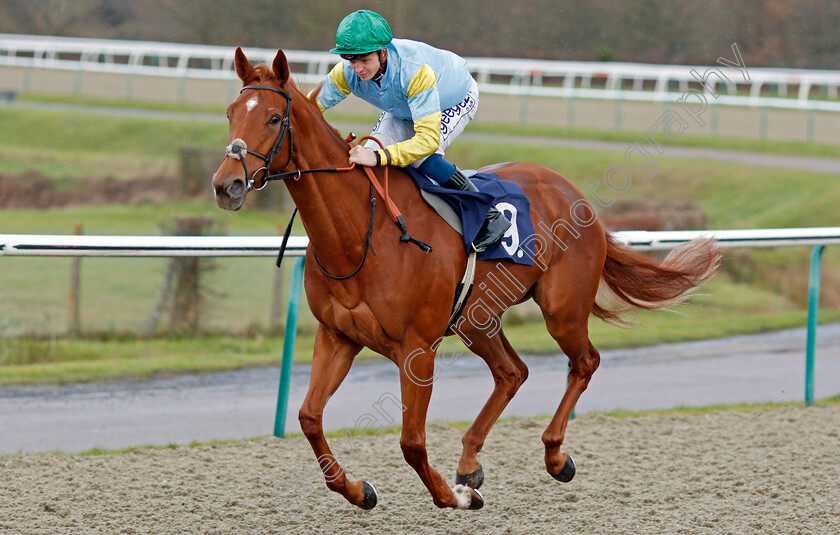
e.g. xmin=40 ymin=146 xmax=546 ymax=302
xmin=298 ymin=325 xmax=374 ymax=508
xmin=456 ymin=329 xmax=528 ymax=489
xmin=398 ymin=345 xmax=484 ymax=510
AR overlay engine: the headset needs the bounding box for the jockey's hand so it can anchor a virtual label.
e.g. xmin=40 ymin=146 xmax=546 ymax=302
xmin=349 ymin=145 xmax=378 ymax=167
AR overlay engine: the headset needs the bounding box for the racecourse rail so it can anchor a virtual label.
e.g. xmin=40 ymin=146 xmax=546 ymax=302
xmin=2 ymin=34 xmax=840 ymax=113
xmin=2 ymin=227 xmax=838 ymax=431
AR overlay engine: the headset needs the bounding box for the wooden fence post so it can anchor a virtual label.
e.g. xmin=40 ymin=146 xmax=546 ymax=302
xmin=68 ymin=221 xmax=83 ymax=336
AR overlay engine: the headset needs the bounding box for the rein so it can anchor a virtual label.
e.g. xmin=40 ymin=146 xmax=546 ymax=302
xmin=227 ymin=84 xmax=432 ymax=280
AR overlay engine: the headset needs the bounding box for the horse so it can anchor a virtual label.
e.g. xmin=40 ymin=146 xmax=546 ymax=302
xmin=212 ymin=47 xmax=721 ymax=511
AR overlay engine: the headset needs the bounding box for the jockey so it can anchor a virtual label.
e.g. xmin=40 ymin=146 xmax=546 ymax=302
xmin=313 ymin=9 xmax=510 ymax=252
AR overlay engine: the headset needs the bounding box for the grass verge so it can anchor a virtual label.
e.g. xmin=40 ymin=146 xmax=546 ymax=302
xmin=467 ymin=122 xmax=840 ymax=159
xmin=2 ymin=101 xmax=838 ymax=384
xmin=5 ymin=95 xmax=839 ymax=184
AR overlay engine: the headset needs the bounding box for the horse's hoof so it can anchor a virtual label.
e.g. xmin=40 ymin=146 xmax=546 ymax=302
xmin=550 ymin=454 xmax=576 ymax=483
xmin=455 ymin=465 xmax=485 ymax=489
xmin=453 ymin=484 xmax=484 ymax=510
xmin=357 ymin=481 xmax=378 ymax=510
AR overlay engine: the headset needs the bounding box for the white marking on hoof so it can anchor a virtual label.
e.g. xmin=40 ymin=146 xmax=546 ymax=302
xmin=453 ymin=484 xmax=473 ymax=509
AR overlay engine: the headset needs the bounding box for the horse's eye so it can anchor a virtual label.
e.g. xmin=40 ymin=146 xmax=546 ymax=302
xmin=269 ymin=114 xmax=281 ymax=126
xmin=225 ymin=111 xmax=230 ymax=121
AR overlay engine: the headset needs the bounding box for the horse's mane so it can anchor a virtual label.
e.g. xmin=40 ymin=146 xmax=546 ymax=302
xmin=245 ymin=64 xmax=344 ymax=144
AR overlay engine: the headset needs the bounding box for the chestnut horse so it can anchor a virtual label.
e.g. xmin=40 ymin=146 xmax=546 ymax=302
xmin=212 ymin=48 xmax=720 ymax=511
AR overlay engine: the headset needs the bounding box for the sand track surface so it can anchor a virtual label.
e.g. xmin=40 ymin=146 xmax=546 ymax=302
xmin=3 ymin=405 xmax=839 ymax=534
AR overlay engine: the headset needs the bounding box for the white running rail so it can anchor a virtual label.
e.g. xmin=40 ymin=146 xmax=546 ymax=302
xmin=2 ymin=228 xmax=839 ymax=257
xmin=2 ymin=34 xmax=839 ymax=112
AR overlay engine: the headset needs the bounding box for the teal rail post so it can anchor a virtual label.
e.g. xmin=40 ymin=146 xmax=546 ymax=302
xmin=805 ymin=246 xmax=825 ymax=407
xmin=274 ymin=256 xmax=306 ymax=437
xmin=568 ymin=364 xmax=575 ymax=420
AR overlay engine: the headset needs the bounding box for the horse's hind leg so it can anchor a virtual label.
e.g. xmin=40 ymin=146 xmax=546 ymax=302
xmin=534 ymin=260 xmax=602 ymax=481
xmin=541 ymin=327 xmax=600 ymax=481
xmin=455 ymin=328 xmax=528 ymax=489
xmin=297 ymin=324 xmax=376 ymax=509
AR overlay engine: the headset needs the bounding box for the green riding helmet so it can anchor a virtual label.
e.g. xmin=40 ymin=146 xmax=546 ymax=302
xmin=329 ymin=10 xmax=393 ymax=57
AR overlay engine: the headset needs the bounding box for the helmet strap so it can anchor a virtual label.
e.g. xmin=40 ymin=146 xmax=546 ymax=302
xmin=372 ymin=50 xmax=388 ymax=84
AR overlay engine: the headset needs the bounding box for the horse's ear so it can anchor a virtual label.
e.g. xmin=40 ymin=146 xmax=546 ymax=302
xmin=234 ymin=47 xmax=253 ymax=82
xmin=272 ymin=49 xmax=290 ymax=85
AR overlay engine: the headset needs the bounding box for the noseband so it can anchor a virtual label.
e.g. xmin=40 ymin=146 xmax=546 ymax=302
xmin=225 ymin=85 xmax=294 ymax=191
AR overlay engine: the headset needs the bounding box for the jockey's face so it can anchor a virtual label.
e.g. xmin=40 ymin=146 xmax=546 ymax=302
xmin=348 ymin=51 xmax=384 ymax=81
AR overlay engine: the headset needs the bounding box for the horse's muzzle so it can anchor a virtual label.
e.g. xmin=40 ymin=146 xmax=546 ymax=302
xmin=213 ymin=174 xmax=247 ymax=211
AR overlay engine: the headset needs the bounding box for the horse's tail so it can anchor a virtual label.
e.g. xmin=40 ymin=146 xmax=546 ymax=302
xmin=592 ymin=233 xmax=721 ymax=324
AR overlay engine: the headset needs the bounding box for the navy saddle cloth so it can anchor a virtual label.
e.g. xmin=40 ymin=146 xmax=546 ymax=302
xmin=403 ymin=166 xmax=535 ymax=266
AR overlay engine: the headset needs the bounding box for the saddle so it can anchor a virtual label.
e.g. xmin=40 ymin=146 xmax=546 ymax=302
xmin=403 ymin=166 xmax=535 ymax=266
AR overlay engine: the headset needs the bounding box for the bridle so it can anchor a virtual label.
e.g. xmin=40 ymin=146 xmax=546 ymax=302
xmin=224 ymin=85 xmax=295 ymax=191
xmin=223 ymin=83 xmax=431 ymax=280
xmin=225 ymin=84 xmax=365 ymax=190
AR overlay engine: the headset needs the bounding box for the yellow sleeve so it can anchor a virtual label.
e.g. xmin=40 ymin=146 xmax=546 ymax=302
xmin=310 ymin=61 xmax=352 ymax=113
xmin=329 ymin=61 xmax=352 ymax=95
xmin=406 ymin=64 xmax=437 ymax=99
xmin=377 ymin=112 xmax=442 ymax=167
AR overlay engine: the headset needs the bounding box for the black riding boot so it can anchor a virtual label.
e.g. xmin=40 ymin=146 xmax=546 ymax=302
xmin=444 ymin=169 xmax=511 ymax=252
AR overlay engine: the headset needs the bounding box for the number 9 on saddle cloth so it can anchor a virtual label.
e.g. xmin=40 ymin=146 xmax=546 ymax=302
xmin=403 ymin=166 xmax=534 ymax=265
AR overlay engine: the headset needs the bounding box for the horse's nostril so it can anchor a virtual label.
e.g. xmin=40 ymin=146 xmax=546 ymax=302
xmin=227 ymin=179 xmax=246 ymax=198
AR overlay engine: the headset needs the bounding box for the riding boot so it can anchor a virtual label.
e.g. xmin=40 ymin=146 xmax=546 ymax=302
xmin=444 ymin=168 xmax=511 ymax=252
